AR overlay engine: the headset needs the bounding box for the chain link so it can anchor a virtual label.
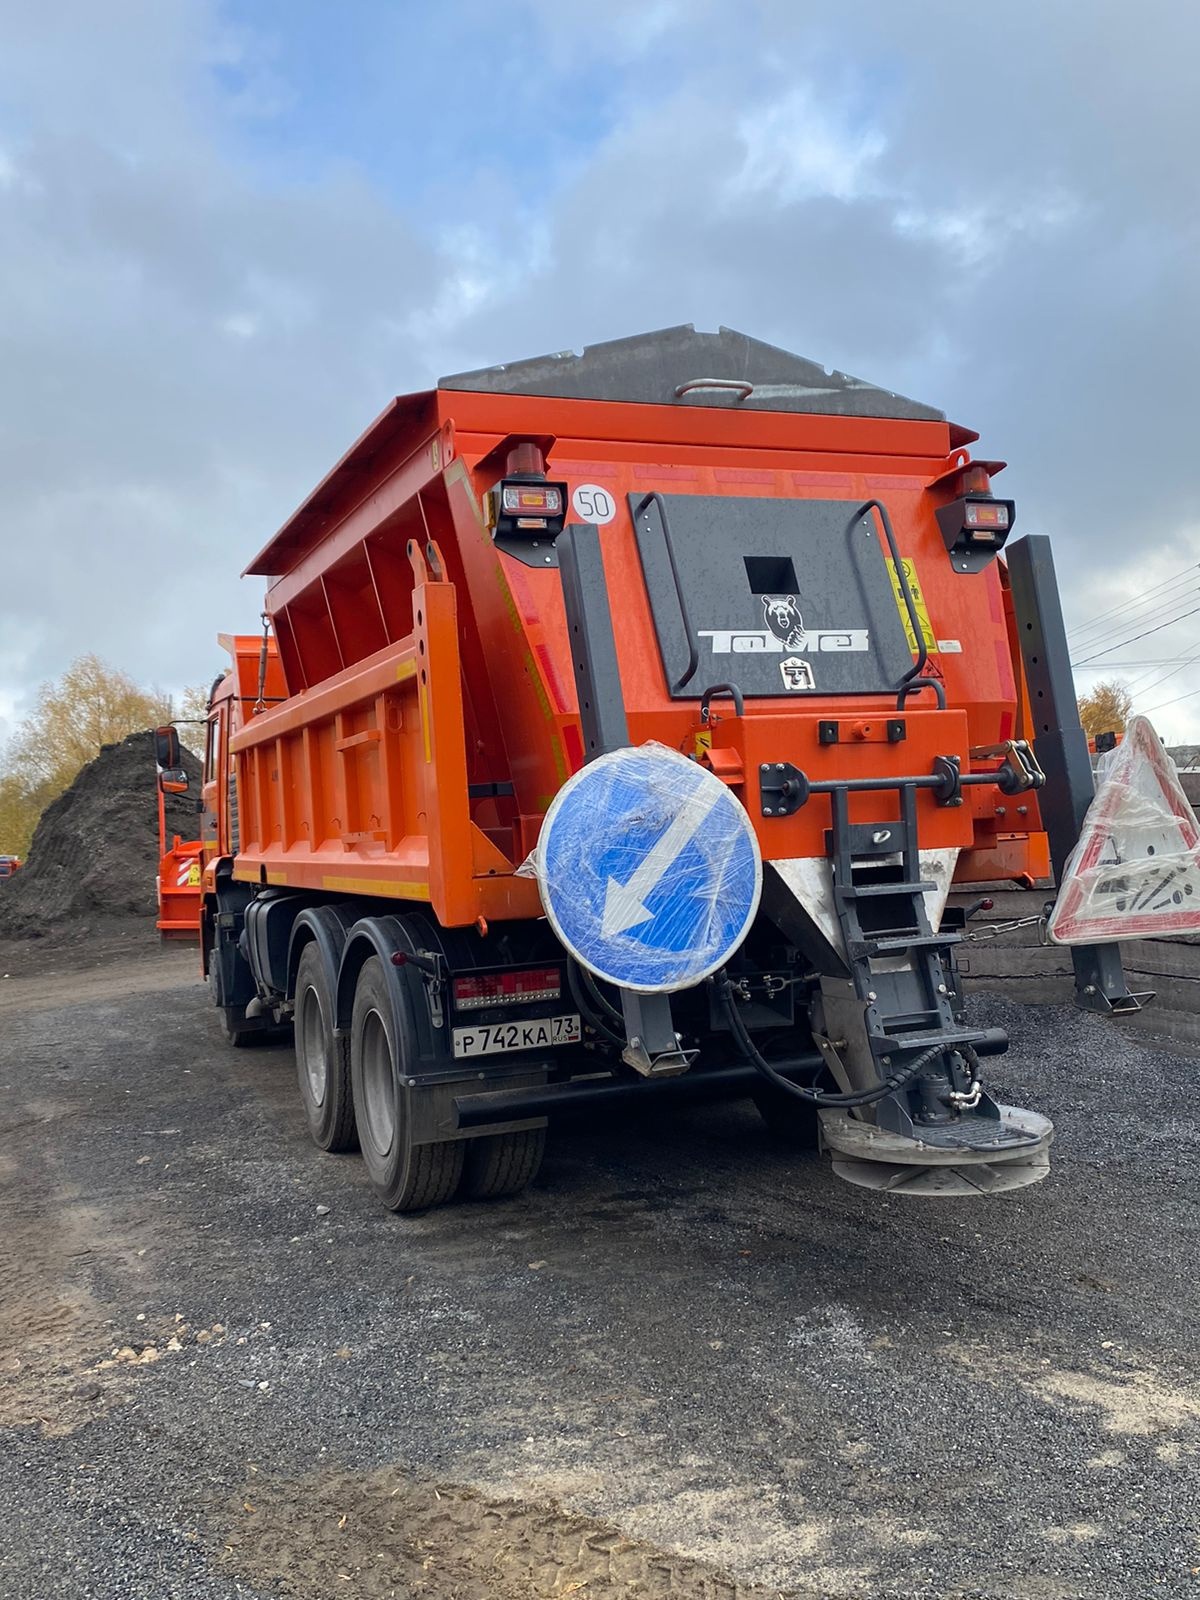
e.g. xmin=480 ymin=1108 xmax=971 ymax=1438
xmin=252 ymin=610 xmax=271 ymax=715
xmin=961 ymin=911 xmax=1051 ymax=946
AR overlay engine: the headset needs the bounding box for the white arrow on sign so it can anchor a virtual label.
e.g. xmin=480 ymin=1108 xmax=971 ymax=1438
xmin=601 ymin=782 xmax=724 ymax=939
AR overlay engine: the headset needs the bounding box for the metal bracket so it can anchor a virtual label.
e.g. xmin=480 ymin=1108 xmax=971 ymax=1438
xmin=820 ymin=718 xmax=906 ymax=745
xmin=391 ymin=948 xmax=445 ymax=1028
xmin=969 ymin=739 xmax=1045 ymax=795
xmin=931 ymin=755 xmax=963 ymax=806
xmin=825 ymin=821 xmax=905 ymax=858
xmin=1075 ymin=982 xmax=1154 ymax=1016
xmin=620 ymin=991 xmax=694 ymax=1076
xmin=1070 ymin=943 xmax=1153 ymax=1014
xmin=759 ymin=761 xmax=810 ymax=817
xmin=493 ymin=532 xmax=561 ymax=568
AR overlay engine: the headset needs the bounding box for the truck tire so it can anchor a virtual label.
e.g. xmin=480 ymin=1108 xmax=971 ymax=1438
xmin=462 ymin=1129 xmax=546 ymax=1200
xmin=350 ymin=956 xmax=463 ymax=1212
xmin=209 ymin=964 xmax=257 ymax=1049
xmin=752 ymin=1084 xmax=820 ymax=1149
xmin=294 ymin=943 xmax=357 ymax=1152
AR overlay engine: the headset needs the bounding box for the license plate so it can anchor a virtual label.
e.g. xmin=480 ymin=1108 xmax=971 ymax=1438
xmin=452 ymin=1013 xmax=582 ymax=1059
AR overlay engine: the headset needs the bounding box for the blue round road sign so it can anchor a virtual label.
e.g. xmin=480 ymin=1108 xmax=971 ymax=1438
xmin=536 ymin=744 xmax=762 ymax=994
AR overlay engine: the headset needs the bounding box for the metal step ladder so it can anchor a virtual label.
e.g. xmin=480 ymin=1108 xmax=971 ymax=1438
xmin=817 ymin=781 xmax=1054 ymax=1193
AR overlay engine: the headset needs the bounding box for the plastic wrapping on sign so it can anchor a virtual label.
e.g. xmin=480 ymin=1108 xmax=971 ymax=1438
xmin=1048 ymin=716 xmax=1200 ymax=944
xmin=528 ymin=742 xmax=762 ymax=993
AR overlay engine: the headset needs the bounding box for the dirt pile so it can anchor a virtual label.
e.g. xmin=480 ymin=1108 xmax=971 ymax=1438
xmin=0 ymin=731 xmax=201 ymax=940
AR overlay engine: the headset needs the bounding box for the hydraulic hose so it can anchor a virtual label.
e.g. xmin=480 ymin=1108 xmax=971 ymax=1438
xmin=567 ymin=957 xmax=625 ymax=1048
xmin=577 ymin=960 xmax=623 ymax=1027
xmin=714 ymin=970 xmax=951 ymax=1109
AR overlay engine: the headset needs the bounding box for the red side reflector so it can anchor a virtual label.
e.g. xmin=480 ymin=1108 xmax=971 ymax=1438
xmin=452 ymin=968 xmax=562 ymax=1010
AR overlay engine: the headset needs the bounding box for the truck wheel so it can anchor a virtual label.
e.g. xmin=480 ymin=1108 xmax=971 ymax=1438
xmin=462 ymin=1129 xmax=546 ymax=1200
xmin=294 ymin=943 xmax=357 ymax=1152
xmin=350 ymin=956 xmax=463 ymax=1213
xmin=209 ymin=964 xmax=257 ymax=1049
xmin=752 ymin=1084 xmax=820 ymax=1149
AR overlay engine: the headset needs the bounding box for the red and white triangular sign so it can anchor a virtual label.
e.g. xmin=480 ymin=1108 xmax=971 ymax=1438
xmin=1049 ymin=715 xmax=1200 ymax=943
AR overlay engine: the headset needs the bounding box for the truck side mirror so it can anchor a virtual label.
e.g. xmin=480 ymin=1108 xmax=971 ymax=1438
xmin=159 ymin=767 xmax=189 ymax=794
xmin=154 ymin=725 xmax=182 ymax=769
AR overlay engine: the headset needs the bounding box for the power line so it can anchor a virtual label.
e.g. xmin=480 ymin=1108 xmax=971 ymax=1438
xmin=1077 ymin=657 xmax=1200 ymax=668
xmin=1068 ymin=581 xmax=1200 ymax=653
xmin=1068 ymin=560 xmax=1200 ymax=634
xmin=1141 ymin=681 xmax=1200 ymax=716
xmin=1066 ymin=561 xmax=1200 ymax=640
xmin=1071 ymin=602 xmax=1200 ymax=668
xmin=1131 ymin=644 xmax=1200 ymax=699
xmin=1119 ymin=630 xmax=1200 ymax=691
xmin=1069 ymin=589 xmax=1200 ymax=658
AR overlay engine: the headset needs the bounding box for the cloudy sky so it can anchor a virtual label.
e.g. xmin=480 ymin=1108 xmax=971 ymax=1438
xmin=2 ymin=0 xmax=1199 ymax=743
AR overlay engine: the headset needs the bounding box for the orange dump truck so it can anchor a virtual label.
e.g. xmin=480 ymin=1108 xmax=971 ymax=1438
xmin=197 ymin=326 xmax=1138 ymax=1212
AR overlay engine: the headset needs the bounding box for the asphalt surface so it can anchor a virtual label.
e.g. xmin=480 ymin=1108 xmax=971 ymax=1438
xmin=1 ymin=947 xmax=1199 ymax=1598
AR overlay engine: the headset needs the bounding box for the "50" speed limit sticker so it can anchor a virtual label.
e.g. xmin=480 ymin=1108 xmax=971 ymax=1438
xmin=571 ymin=483 xmax=617 ymax=524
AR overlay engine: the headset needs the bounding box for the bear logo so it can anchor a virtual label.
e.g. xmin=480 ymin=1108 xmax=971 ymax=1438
xmin=762 ymin=594 xmax=806 ymax=651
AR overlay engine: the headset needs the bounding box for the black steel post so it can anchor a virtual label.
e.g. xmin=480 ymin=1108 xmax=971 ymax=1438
xmin=1005 ymin=535 xmax=1144 ymax=1013
xmin=556 ymin=522 xmax=681 ymax=1063
xmin=556 ymin=523 xmax=631 ymax=757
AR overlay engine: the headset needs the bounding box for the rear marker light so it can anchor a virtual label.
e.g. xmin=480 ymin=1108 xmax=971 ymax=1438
xmin=487 ymin=474 xmax=569 ymax=548
xmin=501 ymin=484 xmax=563 ymax=515
xmin=964 ymin=501 xmax=1010 ymax=530
xmin=452 ymin=968 xmax=562 ymax=1010
xmin=935 ymin=493 xmax=1016 ymax=572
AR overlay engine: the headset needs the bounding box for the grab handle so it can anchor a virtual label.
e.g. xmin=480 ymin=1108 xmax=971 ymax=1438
xmin=674 ymin=378 xmax=755 ymax=401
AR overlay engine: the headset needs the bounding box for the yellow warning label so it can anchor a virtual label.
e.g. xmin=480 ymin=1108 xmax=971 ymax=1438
xmin=886 ymin=558 xmax=938 ymax=654
xmin=693 ymin=729 xmax=713 ymax=759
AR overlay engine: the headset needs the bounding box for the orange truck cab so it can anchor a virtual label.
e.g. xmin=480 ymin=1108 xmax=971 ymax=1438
xmin=151 ymin=726 xmax=203 ymax=941
xmin=198 ymin=326 xmax=1139 ymax=1212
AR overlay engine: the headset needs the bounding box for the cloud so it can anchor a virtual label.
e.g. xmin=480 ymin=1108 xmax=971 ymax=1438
xmin=0 ymin=0 xmax=442 ymax=742
xmin=435 ymin=0 xmax=1200 ymax=726
xmin=0 ymin=0 xmax=1198 ymax=744
xmin=733 ymin=87 xmax=885 ymax=206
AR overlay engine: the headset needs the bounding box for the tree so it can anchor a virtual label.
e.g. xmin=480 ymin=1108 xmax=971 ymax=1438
xmin=0 ymin=654 xmax=175 ymax=858
xmin=0 ymin=773 xmax=38 ymax=863
xmin=6 ymin=653 xmax=172 ymax=794
xmin=1077 ymin=678 xmax=1134 ymax=739
xmin=175 ymin=683 xmax=212 ymax=725
xmin=171 ymin=683 xmax=213 ymax=756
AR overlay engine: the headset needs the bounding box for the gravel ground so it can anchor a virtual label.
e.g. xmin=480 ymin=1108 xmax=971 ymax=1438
xmin=1 ymin=953 xmax=1198 ymax=1598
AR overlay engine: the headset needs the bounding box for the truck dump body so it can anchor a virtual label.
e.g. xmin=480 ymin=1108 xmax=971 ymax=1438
xmin=199 ymin=328 xmax=1139 ymax=1211
xmin=231 ymin=326 xmax=1045 ymax=923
